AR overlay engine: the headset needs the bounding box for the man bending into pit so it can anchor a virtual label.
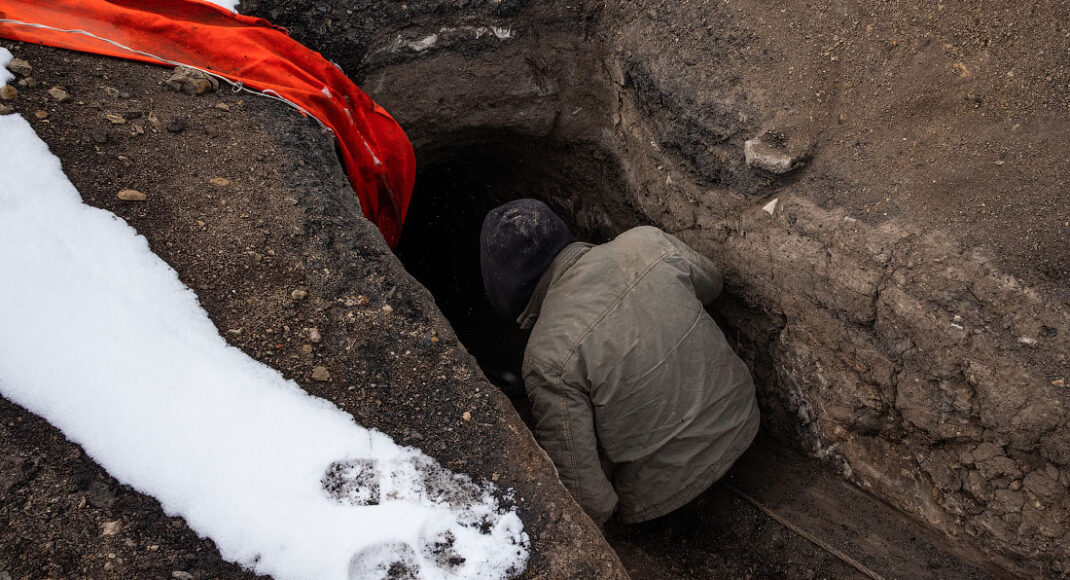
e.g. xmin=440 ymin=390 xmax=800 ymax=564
xmin=480 ymin=199 xmax=759 ymax=525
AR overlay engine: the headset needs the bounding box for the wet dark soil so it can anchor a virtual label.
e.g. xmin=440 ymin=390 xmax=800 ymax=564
xmin=609 ymin=437 xmax=998 ymax=580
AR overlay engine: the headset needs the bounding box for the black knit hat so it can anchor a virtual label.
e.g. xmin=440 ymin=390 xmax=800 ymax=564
xmin=480 ymin=199 xmax=574 ymax=322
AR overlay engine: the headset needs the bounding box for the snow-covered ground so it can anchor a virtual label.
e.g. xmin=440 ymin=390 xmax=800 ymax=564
xmin=0 ymin=48 xmax=13 ymax=85
xmin=0 ymin=57 xmax=527 ymax=579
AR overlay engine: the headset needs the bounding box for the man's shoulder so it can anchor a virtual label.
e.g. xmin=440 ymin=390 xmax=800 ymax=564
xmin=594 ymin=226 xmax=678 ymax=259
xmin=582 ymin=226 xmax=663 ymax=261
xmin=574 ymin=226 xmax=682 ymax=278
xmin=613 ymin=225 xmax=671 ymax=245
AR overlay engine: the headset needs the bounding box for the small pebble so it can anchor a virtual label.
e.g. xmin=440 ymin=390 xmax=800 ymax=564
xmin=103 ymin=86 xmax=120 ymax=98
xmin=381 ymin=304 xmax=393 ymax=313
xmin=462 ymin=411 xmax=472 ymax=422
xmin=104 ymin=113 xmax=126 ymax=124
xmin=48 ymin=86 xmax=70 ymax=102
xmin=172 ymin=572 xmax=194 ymax=580
xmin=0 ymin=84 xmax=18 ymax=100
xmin=209 ymin=177 xmax=231 ymax=187
xmin=1054 ymin=379 xmax=1066 ymax=388
xmin=34 ymin=110 xmax=48 ymax=119
xmin=307 ymin=328 xmax=322 ymax=343
xmin=311 ymin=366 xmax=331 ymax=382
xmin=166 ymin=117 xmax=186 ymax=133
xmin=117 ymin=189 xmax=147 ymax=201
xmin=761 ymin=198 xmax=779 ymax=216
xmin=291 ymin=289 xmax=308 ymax=301
xmin=0 ymin=104 xmax=14 ymax=115
xmin=7 ymin=58 xmax=32 ymax=77
xmin=300 ymin=344 xmax=313 ymax=354
xmin=101 ymin=520 xmax=122 ymax=536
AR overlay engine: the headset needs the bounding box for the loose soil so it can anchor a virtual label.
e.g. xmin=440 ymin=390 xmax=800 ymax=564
xmin=609 ymin=436 xmax=997 ymax=580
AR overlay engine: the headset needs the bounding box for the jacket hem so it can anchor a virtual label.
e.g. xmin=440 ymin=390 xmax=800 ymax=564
xmin=613 ymin=403 xmax=761 ymax=524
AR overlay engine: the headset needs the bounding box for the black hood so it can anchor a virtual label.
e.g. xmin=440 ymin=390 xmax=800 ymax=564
xmin=480 ymin=199 xmax=574 ymax=322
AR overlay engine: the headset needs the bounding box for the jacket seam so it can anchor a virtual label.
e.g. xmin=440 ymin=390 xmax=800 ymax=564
xmin=629 ymin=308 xmax=706 ymax=385
xmin=560 ymin=249 xmax=676 ymax=369
xmin=683 ymin=251 xmax=721 ymax=283
xmin=560 ymin=392 xmax=581 ymax=507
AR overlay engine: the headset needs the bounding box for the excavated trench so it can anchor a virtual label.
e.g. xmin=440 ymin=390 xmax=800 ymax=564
xmin=394 ymin=130 xmax=997 ymax=579
xmin=395 ymin=129 xmax=782 ymax=428
xmin=246 ymin=1 xmax=1070 ymax=575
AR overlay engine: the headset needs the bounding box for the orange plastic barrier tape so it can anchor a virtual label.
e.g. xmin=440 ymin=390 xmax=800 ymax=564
xmin=0 ymin=0 xmax=415 ymax=247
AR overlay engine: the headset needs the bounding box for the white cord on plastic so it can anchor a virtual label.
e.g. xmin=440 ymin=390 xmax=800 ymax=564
xmin=0 ymin=17 xmax=325 ymax=129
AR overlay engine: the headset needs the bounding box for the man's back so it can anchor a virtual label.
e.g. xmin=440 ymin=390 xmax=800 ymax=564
xmin=521 ymin=226 xmax=759 ymax=524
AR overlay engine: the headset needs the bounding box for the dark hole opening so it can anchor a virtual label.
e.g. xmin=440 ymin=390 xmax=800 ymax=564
xmin=396 ymin=129 xmax=638 ymax=402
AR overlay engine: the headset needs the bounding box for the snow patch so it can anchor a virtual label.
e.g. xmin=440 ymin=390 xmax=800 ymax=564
xmin=480 ymin=26 xmax=516 ymax=40
xmin=387 ymin=25 xmax=515 ymax=54
xmin=0 ymin=114 xmax=527 ymax=580
xmin=408 ymin=34 xmax=441 ymax=52
xmin=0 ymin=47 xmax=13 ymax=85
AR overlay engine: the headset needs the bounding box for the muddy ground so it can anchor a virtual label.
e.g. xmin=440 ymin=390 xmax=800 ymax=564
xmin=2 ymin=0 xmax=1070 ymax=577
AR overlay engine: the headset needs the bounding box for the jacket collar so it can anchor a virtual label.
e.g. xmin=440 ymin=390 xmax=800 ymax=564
xmin=516 ymin=241 xmax=593 ymax=329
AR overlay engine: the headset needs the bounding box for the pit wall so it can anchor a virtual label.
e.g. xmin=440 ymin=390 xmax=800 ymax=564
xmin=247 ymin=0 xmax=1070 ymax=575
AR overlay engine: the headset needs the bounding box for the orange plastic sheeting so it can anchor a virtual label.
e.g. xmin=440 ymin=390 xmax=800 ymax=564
xmin=0 ymin=0 xmax=415 ymax=247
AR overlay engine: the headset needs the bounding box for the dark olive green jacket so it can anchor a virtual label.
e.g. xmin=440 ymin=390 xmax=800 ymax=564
xmin=519 ymin=226 xmax=759 ymax=524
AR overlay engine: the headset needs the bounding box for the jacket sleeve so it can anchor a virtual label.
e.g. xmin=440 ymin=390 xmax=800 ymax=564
xmin=662 ymin=231 xmax=724 ymax=305
xmin=525 ymin=359 xmax=618 ymax=525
